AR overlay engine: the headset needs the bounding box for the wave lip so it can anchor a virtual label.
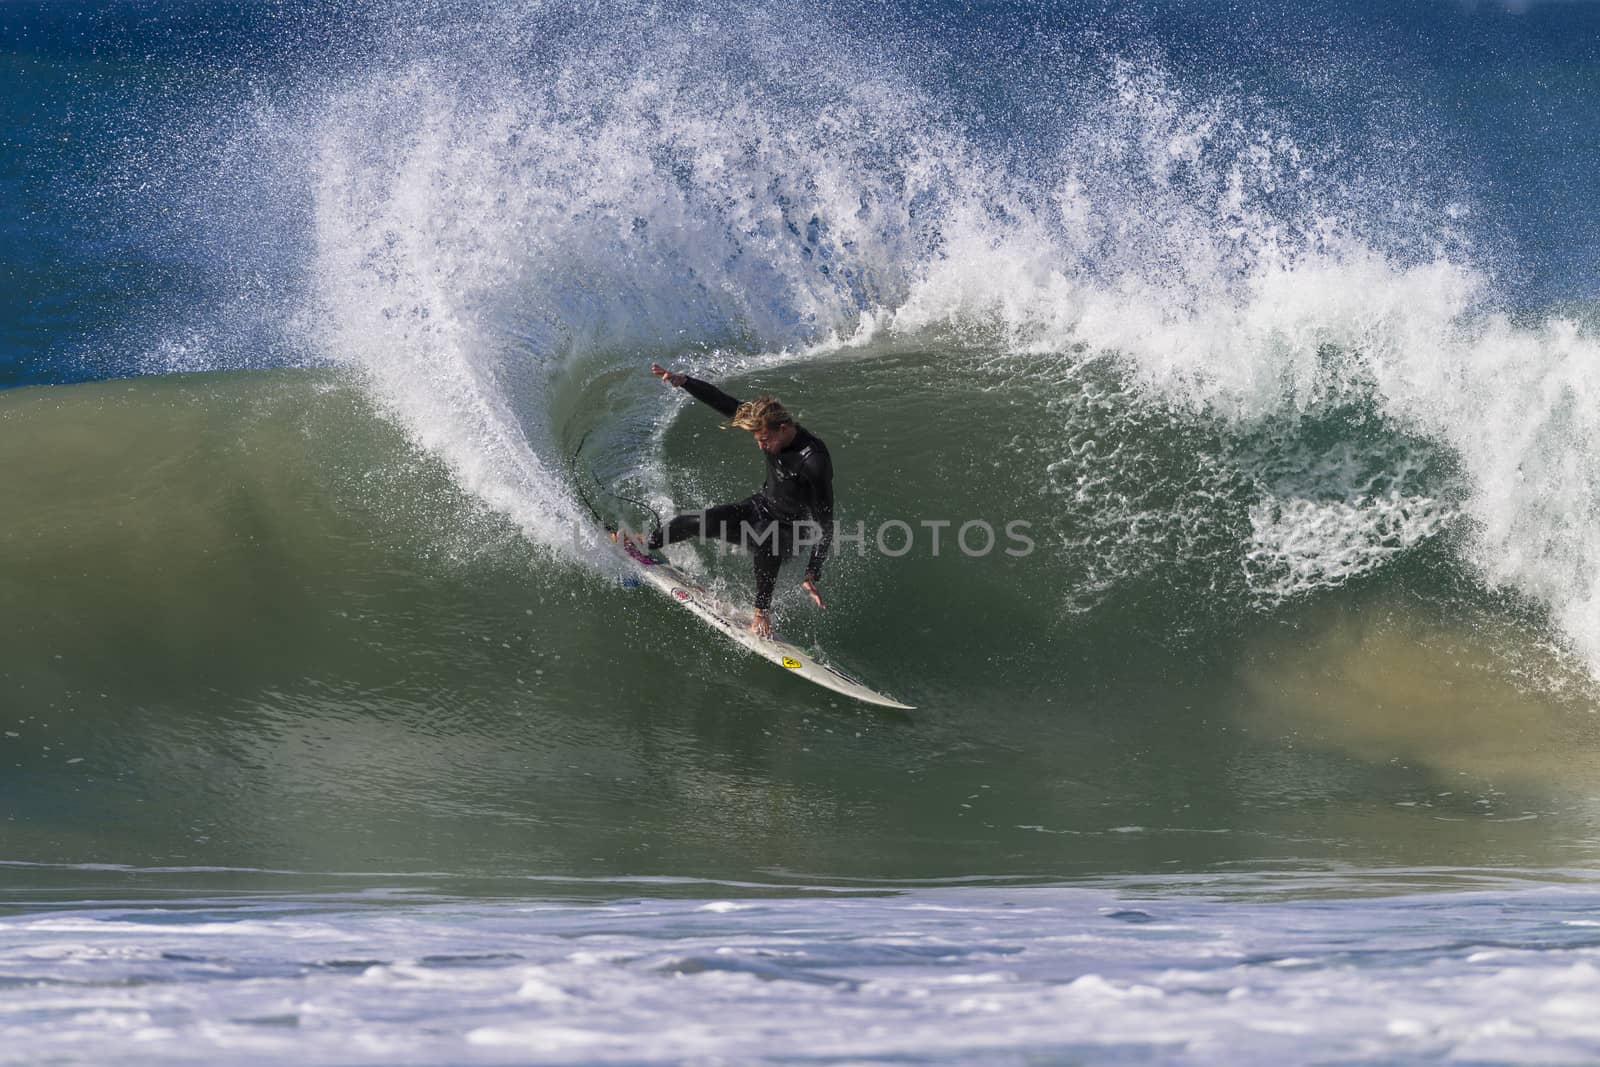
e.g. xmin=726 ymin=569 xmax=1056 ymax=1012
xmin=73 ymin=0 xmax=1594 ymax=678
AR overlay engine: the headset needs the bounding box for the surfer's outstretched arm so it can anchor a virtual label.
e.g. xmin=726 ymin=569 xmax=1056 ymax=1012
xmin=651 ymin=363 xmax=741 ymax=417
xmin=682 ymin=377 xmax=741 ymax=418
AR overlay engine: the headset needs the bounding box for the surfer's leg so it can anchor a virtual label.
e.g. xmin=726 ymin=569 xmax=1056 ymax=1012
xmin=651 ymin=499 xmax=757 ymax=549
xmin=745 ymin=518 xmax=800 ymax=611
xmin=653 ymin=498 xmax=781 ymax=609
xmin=751 ymin=545 xmax=782 ymax=611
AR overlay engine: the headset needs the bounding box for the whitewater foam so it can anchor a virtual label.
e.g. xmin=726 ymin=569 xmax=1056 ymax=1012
xmin=8 ymin=879 xmax=1600 ymax=1065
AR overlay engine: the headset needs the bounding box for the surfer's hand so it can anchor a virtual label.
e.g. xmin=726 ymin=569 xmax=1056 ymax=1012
xmin=801 ymin=577 xmax=825 ymax=610
xmin=651 ymin=363 xmax=687 ymax=388
xmin=750 ymin=609 xmax=773 ymax=639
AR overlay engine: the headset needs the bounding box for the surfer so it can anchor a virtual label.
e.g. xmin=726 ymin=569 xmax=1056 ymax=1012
xmin=640 ymin=363 xmax=833 ymax=638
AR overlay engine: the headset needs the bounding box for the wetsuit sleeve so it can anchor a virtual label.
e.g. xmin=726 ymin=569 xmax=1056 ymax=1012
xmin=803 ymin=449 xmax=834 ymax=582
xmin=681 ymin=376 xmax=742 ymax=418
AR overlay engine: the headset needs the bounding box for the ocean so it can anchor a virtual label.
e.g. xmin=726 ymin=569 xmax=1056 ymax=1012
xmin=5 ymin=0 xmax=1600 ymax=1061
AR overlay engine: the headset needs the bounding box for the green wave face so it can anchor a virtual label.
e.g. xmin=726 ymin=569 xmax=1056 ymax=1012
xmin=4 ymin=362 xmax=1598 ymax=890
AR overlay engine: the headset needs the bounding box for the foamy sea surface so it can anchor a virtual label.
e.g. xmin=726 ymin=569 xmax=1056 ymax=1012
xmin=7 ymin=872 xmax=1600 ymax=1065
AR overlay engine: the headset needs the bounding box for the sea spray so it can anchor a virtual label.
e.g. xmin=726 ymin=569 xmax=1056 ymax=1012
xmin=94 ymin=0 xmax=1600 ymax=680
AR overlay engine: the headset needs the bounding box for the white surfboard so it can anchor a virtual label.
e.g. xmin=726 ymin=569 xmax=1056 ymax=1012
xmin=614 ymin=535 xmax=914 ymax=710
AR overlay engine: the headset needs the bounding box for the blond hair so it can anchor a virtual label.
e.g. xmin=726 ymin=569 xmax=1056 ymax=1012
xmin=723 ymin=395 xmax=793 ymax=432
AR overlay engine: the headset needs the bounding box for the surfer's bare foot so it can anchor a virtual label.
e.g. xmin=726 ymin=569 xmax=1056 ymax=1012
xmin=750 ymin=609 xmax=773 ymax=639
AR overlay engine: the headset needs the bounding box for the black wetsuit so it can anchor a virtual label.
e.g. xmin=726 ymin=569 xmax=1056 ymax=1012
xmin=649 ymin=377 xmax=835 ymax=610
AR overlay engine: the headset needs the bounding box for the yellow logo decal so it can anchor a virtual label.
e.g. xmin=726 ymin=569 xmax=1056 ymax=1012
xmin=781 ymin=656 xmax=802 ymax=669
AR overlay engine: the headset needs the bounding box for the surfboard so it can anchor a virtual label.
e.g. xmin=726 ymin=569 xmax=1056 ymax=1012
xmin=613 ymin=534 xmax=914 ymax=710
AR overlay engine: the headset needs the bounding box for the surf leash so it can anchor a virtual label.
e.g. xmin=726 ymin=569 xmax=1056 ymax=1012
xmin=566 ymin=430 xmax=665 ymax=538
